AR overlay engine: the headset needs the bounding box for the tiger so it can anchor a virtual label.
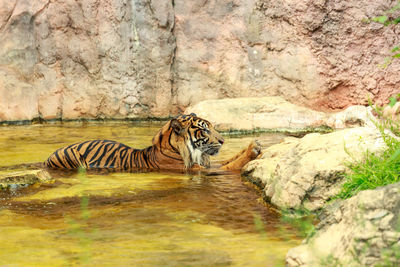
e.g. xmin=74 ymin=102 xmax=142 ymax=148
xmin=44 ymin=113 xmax=261 ymax=171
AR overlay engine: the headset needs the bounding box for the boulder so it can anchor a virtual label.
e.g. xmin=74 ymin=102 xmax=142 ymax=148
xmin=186 ymin=96 xmax=328 ymax=131
xmin=0 ymin=170 xmax=53 ymax=190
xmin=186 ymin=96 xmax=375 ymax=132
xmin=242 ymin=126 xmax=387 ymax=210
xmin=286 ymin=182 xmax=400 ymax=266
xmin=325 ymin=105 xmax=376 ymax=129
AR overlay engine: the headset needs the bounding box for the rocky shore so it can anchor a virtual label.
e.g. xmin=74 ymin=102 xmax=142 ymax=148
xmin=189 ymin=97 xmax=400 ymax=266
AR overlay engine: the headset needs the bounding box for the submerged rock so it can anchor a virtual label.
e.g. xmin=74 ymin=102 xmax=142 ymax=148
xmin=0 ymin=170 xmax=53 ymax=190
xmin=242 ymin=126 xmax=386 ymax=211
xmin=286 ymin=182 xmax=400 ymax=266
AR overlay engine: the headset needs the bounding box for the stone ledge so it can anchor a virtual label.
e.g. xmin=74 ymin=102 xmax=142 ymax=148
xmin=185 ymin=96 xmax=375 ymax=132
xmin=0 ymin=170 xmax=53 ymax=190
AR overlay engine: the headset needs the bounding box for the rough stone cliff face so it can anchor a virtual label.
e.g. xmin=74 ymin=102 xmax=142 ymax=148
xmin=0 ymin=0 xmax=399 ymax=121
xmin=0 ymin=0 xmax=176 ymax=120
xmin=174 ymin=0 xmax=400 ymax=111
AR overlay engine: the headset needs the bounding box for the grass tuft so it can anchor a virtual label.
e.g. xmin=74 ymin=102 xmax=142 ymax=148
xmin=336 ymin=99 xmax=400 ymax=199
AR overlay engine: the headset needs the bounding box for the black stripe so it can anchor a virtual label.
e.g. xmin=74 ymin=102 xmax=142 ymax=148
xmin=77 ymin=140 xmax=91 ymax=152
xmin=104 ymin=144 xmax=120 ymax=167
xmin=80 ymin=153 xmax=88 ymax=168
xmin=70 ymin=150 xmax=82 ymax=168
xmin=82 ymin=140 xmax=102 ymax=159
xmin=64 ymin=149 xmax=77 ymax=168
xmin=133 ymin=149 xmax=139 ymax=167
xmin=109 ymin=156 xmax=118 ymax=168
xmin=127 ymin=149 xmax=133 ymax=168
xmin=87 ymin=142 xmax=107 ymax=163
xmin=146 ymin=147 xmax=157 ymax=168
xmin=64 ymin=143 xmax=77 ymax=151
xmin=120 ymin=148 xmax=128 ymax=169
xmin=188 ymin=132 xmax=196 ymax=149
xmin=168 ymin=133 xmax=180 ymax=154
xmin=90 ymin=143 xmax=112 ymax=167
xmin=47 ymin=158 xmax=56 ymax=168
xmin=54 ymin=150 xmax=67 ymax=169
xmin=150 ymin=147 xmax=159 ymax=169
xmin=141 ymin=149 xmax=150 ymax=168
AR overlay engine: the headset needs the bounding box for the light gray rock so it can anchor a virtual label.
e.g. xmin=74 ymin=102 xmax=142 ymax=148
xmin=242 ymin=126 xmax=387 ymax=210
xmin=286 ymin=183 xmax=400 ymax=266
xmin=186 ymin=96 xmax=375 ymax=132
xmin=325 ymin=105 xmax=377 ymax=129
xmin=186 ymin=96 xmax=328 ymax=131
xmin=0 ymin=170 xmax=53 ymax=190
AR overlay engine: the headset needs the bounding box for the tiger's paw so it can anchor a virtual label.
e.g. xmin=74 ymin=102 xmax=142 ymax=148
xmin=247 ymin=140 xmax=262 ymax=160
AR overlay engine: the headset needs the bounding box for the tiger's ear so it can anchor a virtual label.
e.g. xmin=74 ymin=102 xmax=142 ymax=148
xmin=189 ymin=113 xmax=197 ymax=117
xmin=170 ymin=119 xmax=184 ymax=135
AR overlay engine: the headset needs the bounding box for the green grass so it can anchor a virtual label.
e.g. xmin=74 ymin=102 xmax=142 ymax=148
xmin=336 ymin=100 xmax=400 ymax=200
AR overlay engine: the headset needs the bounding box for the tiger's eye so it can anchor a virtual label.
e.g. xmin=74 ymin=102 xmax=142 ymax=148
xmin=203 ymin=129 xmax=210 ymax=134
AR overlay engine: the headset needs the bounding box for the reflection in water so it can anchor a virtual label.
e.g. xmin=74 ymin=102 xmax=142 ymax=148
xmin=0 ymin=122 xmax=300 ymax=266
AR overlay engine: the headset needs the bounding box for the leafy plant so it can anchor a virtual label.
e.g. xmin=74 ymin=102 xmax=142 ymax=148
xmin=336 ymin=100 xmax=400 ymax=200
xmin=369 ymin=1 xmax=400 ymax=66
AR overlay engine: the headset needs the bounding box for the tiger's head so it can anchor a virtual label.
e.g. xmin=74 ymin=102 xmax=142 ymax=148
xmin=152 ymin=113 xmax=224 ymax=169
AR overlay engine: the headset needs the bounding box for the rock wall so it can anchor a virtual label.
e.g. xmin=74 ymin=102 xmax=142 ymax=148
xmin=251 ymin=0 xmax=400 ymax=110
xmin=0 ymin=0 xmax=399 ymax=121
xmin=0 ymin=0 xmax=176 ymax=120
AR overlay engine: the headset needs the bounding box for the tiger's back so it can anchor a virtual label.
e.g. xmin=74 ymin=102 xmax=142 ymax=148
xmin=45 ymin=140 xmax=151 ymax=169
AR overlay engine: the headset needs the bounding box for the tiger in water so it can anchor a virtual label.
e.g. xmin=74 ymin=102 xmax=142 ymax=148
xmin=44 ymin=113 xmax=261 ymax=171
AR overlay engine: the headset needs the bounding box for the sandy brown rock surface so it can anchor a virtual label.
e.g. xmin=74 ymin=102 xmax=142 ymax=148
xmin=0 ymin=0 xmax=399 ymax=122
xmin=0 ymin=0 xmax=176 ymax=121
xmin=173 ymin=0 xmax=400 ymax=111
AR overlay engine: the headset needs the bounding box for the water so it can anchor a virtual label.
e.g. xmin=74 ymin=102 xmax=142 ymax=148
xmin=0 ymin=122 xmax=301 ymax=266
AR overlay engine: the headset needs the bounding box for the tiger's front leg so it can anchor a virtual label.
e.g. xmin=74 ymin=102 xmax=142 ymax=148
xmin=220 ymin=141 xmax=261 ymax=171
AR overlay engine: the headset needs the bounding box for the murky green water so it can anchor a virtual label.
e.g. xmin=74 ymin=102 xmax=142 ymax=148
xmin=0 ymin=122 xmax=301 ymax=266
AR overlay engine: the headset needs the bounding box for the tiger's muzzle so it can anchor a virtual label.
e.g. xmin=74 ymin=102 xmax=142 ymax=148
xmin=201 ymin=143 xmax=222 ymax=156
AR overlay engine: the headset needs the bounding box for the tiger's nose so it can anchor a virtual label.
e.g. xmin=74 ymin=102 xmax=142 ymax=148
xmin=218 ymin=138 xmax=224 ymax=145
